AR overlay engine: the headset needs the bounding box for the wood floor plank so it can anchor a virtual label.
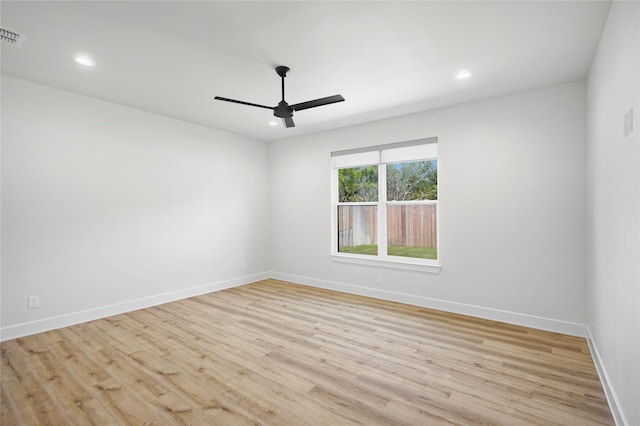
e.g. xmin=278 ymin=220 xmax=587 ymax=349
xmin=1 ymin=279 xmax=613 ymax=425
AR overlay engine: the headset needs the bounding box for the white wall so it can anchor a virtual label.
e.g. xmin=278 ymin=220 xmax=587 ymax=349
xmin=270 ymin=81 xmax=588 ymax=334
xmin=587 ymin=1 xmax=640 ymax=425
xmin=1 ymin=76 xmax=270 ymax=339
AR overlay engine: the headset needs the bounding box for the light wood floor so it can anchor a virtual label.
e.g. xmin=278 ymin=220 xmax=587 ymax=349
xmin=2 ymin=279 xmax=613 ymax=425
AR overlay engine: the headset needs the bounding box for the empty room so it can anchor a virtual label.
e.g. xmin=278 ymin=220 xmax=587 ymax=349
xmin=1 ymin=1 xmax=638 ymax=425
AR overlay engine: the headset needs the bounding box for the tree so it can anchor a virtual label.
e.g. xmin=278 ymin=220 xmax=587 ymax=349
xmin=338 ymin=160 xmax=437 ymax=202
xmin=338 ymin=166 xmax=378 ymax=202
xmin=387 ymin=160 xmax=437 ymax=201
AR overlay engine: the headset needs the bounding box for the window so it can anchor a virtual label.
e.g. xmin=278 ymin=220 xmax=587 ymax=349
xmin=331 ymin=139 xmax=440 ymax=272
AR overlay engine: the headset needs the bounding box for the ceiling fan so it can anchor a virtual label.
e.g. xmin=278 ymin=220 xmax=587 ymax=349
xmin=215 ymin=66 xmax=344 ymax=128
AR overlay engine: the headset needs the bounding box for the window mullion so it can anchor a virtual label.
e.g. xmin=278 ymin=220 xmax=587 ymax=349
xmin=331 ymin=168 xmax=338 ymax=254
xmin=378 ymin=163 xmax=387 ymax=258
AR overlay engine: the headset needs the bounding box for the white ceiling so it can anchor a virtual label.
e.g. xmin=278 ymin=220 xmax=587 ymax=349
xmin=1 ymin=1 xmax=611 ymax=142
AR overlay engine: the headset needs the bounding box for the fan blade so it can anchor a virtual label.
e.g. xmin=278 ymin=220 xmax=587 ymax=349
xmin=282 ymin=116 xmax=295 ymax=128
xmin=291 ymin=95 xmax=345 ymax=111
xmin=214 ymin=96 xmax=273 ymax=110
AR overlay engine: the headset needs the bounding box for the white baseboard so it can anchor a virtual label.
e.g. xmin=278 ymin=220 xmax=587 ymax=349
xmin=0 ymin=272 xmax=270 ymax=342
xmin=586 ymin=328 xmax=628 ymax=426
xmin=269 ymin=271 xmax=589 ymax=337
xmin=1 ymin=270 xmax=589 ymax=341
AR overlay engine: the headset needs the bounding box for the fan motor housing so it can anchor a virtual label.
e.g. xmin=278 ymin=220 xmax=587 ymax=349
xmin=274 ymin=101 xmax=293 ymax=118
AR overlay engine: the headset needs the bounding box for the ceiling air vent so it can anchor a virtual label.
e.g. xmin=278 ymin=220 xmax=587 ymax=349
xmin=0 ymin=28 xmax=25 ymax=47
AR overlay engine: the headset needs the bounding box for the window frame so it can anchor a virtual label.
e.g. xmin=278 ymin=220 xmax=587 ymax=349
xmin=330 ymin=138 xmax=442 ymax=274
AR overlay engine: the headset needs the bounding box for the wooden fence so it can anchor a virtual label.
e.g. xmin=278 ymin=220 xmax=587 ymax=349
xmin=338 ymin=205 xmax=378 ymax=247
xmin=338 ymin=203 xmax=437 ymax=248
xmin=387 ymin=204 xmax=437 ymax=248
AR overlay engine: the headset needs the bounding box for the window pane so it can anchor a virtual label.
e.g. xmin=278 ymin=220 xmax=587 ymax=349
xmin=386 ymin=160 xmax=437 ymax=201
xmin=338 ymin=166 xmax=378 ymax=202
xmin=387 ymin=204 xmax=437 ymax=259
xmin=338 ymin=205 xmax=378 ymax=255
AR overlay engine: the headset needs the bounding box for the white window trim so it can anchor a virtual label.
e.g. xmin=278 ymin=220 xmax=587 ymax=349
xmin=330 ymin=253 xmax=442 ymax=273
xmin=330 ymin=138 xmax=441 ymax=274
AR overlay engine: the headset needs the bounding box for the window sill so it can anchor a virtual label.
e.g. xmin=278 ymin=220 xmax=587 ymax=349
xmin=330 ymin=253 xmax=442 ymax=274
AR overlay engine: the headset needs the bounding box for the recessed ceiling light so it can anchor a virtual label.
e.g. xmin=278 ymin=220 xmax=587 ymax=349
xmin=74 ymin=56 xmax=95 ymax=67
xmin=268 ymin=121 xmax=278 ymax=126
xmin=455 ymin=70 xmax=471 ymax=80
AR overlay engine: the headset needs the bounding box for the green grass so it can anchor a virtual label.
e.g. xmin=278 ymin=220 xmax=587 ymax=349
xmin=339 ymin=244 xmax=379 ymax=256
xmin=339 ymin=244 xmax=437 ymax=260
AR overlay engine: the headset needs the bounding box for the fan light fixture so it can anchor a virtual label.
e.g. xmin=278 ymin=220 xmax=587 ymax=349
xmin=74 ymin=56 xmax=95 ymax=67
xmin=455 ymin=70 xmax=471 ymax=80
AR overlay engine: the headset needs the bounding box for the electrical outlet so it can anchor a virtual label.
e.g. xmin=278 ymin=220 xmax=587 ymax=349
xmin=28 ymin=295 xmax=39 ymax=309
xmin=240 ymin=260 xmax=246 ymax=270
xmin=376 ymin=274 xmax=382 ymax=284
